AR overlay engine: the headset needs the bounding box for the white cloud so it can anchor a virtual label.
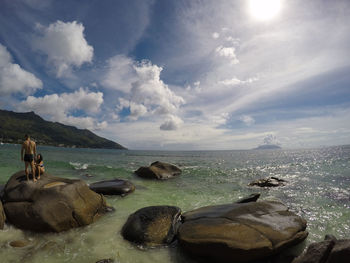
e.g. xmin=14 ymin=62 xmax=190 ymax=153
xmin=212 ymin=32 xmax=220 ymax=39
xmin=160 ymin=115 xmax=184 ymax=131
xmin=17 ymin=88 xmax=104 ymax=130
xmin=240 ymin=115 xmax=255 ymax=126
xmin=219 ymin=77 xmax=258 ymax=86
xmin=33 ymin=20 xmax=93 ymax=77
xmin=215 ymin=45 xmax=239 ymax=64
xmin=103 ymin=55 xmax=185 ymax=125
xmin=262 ymin=134 xmax=280 ymax=146
xmin=0 ymin=44 xmax=42 ymax=96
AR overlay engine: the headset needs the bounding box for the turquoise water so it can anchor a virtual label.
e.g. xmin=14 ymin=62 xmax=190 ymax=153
xmin=0 ymin=144 xmax=349 ymax=263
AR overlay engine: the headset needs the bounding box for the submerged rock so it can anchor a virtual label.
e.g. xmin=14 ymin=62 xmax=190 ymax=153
xmin=9 ymin=239 xmax=32 ymax=248
xmin=249 ymin=177 xmax=286 ymax=187
xmin=293 ymin=236 xmax=350 ymax=263
xmin=89 ymin=179 xmax=135 ymax=196
xmin=0 ymin=200 xmax=5 ymax=229
xmin=96 ymin=259 xmax=114 ymax=263
xmin=178 ymin=200 xmax=308 ymax=263
xmin=122 ymin=205 xmax=182 ymax=247
xmin=235 ymin=193 xmax=261 ymax=203
xmin=135 ymin=161 xmax=181 ymax=180
xmin=2 ymin=171 xmax=107 ymax=232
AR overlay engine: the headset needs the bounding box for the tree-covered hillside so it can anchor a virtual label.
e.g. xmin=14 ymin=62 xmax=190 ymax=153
xmin=0 ymin=110 xmax=126 ymax=149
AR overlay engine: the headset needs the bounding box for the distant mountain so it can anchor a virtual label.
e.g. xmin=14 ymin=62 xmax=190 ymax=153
xmin=0 ymin=110 xmax=126 ymax=149
xmin=254 ymin=144 xmax=282 ymax=150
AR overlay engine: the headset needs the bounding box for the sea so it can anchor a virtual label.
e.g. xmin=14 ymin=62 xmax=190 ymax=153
xmin=0 ymin=144 xmax=349 ymax=263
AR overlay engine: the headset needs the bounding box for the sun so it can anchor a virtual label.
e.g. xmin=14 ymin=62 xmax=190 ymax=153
xmin=249 ymin=0 xmax=282 ymax=21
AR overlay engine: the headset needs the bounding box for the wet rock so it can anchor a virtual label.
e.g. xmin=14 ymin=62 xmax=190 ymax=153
xmin=292 ymin=239 xmax=335 ymax=263
xmin=235 ymin=193 xmax=261 ymax=203
xmin=135 ymin=161 xmax=181 ymax=180
xmin=249 ymin=176 xmax=286 ymax=187
xmin=0 ymin=199 xmax=5 ymax=229
xmin=178 ymin=201 xmax=308 ymax=263
xmin=0 ymin=184 xmax=4 ymax=199
xmin=9 ymin=239 xmax=31 ymax=248
xmin=89 ymin=179 xmax=135 ymax=196
xmin=96 ymin=259 xmax=114 ymax=263
xmin=327 ymin=239 xmax=350 ymax=263
xmin=2 ymin=170 xmax=107 ymax=232
xmin=122 ymin=205 xmax=182 ymax=247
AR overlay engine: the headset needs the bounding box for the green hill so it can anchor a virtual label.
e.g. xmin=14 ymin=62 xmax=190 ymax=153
xmin=0 ymin=110 xmax=126 ymax=149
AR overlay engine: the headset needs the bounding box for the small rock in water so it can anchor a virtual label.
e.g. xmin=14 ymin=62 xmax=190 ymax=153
xmin=89 ymin=179 xmax=135 ymax=196
xmin=235 ymin=193 xmax=261 ymax=203
xmin=83 ymin=173 xmax=94 ymax=178
xmin=122 ymin=205 xmax=182 ymax=247
xmin=9 ymin=240 xmax=31 ymax=248
xmin=249 ymin=177 xmax=286 ymax=187
xmin=135 ymin=161 xmax=182 ymax=180
xmin=96 ymin=259 xmax=114 ymax=263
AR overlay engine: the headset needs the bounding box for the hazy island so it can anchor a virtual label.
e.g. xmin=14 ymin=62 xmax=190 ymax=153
xmin=253 ymin=144 xmax=282 ymax=150
xmin=0 ymin=110 xmax=126 ymax=149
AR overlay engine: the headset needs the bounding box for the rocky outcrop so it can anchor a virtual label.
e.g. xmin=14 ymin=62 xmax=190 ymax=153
xmin=122 ymin=206 xmax=182 ymax=247
xmin=2 ymin=171 xmax=107 ymax=232
xmin=178 ymin=201 xmax=308 ymax=263
xmin=0 ymin=200 xmax=5 ymax=229
xmin=89 ymin=179 xmax=135 ymax=196
xmin=249 ymin=176 xmax=286 ymax=187
xmin=135 ymin=161 xmax=181 ymax=180
xmin=292 ymin=236 xmax=350 ymax=263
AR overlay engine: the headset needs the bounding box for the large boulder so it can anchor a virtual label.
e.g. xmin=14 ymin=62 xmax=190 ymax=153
xmin=2 ymin=171 xmax=107 ymax=232
xmin=89 ymin=179 xmax=135 ymax=196
xmin=178 ymin=201 xmax=308 ymax=263
xmin=0 ymin=200 xmax=5 ymax=229
xmin=292 ymin=236 xmax=350 ymax=263
xmin=121 ymin=205 xmax=181 ymax=247
xmin=135 ymin=161 xmax=181 ymax=180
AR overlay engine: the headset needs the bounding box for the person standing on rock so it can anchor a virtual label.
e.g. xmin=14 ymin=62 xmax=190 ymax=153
xmin=21 ymin=134 xmax=37 ymax=182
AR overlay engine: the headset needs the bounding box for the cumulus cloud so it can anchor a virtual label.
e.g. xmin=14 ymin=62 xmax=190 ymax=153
xmin=262 ymin=134 xmax=280 ymax=146
xmin=0 ymin=44 xmax=42 ymax=96
xmin=33 ymin=20 xmax=93 ymax=77
xmin=239 ymin=115 xmax=255 ymax=126
xmin=215 ymin=45 xmax=239 ymax=64
xmin=17 ymin=88 xmax=105 ymax=130
xmin=103 ymin=55 xmax=185 ymax=127
xmin=160 ymin=115 xmax=184 ymax=131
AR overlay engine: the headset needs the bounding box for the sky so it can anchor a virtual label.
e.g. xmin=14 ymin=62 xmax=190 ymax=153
xmin=0 ymin=0 xmax=350 ymax=150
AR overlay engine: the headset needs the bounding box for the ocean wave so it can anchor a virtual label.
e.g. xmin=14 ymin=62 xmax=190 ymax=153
xmin=69 ymin=162 xmax=89 ymax=170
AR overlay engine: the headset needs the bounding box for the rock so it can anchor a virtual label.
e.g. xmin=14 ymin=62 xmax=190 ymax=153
xmin=235 ymin=193 xmax=261 ymax=203
xmin=0 ymin=184 xmax=4 ymax=199
xmin=9 ymin=239 xmax=31 ymax=248
xmin=249 ymin=177 xmax=286 ymax=187
xmin=292 ymin=239 xmax=335 ymax=263
xmin=326 ymin=239 xmax=350 ymax=263
xmin=0 ymin=199 xmax=5 ymax=229
xmin=178 ymin=201 xmax=308 ymax=263
xmin=2 ymin=170 xmax=107 ymax=232
xmin=89 ymin=179 xmax=135 ymax=196
xmin=292 ymin=236 xmax=350 ymax=263
xmin=135 ymin=161 xmax=182 ymax=180
xmin=122 ymin=205 xmax=182 ymax=247
xmin=96 ymin=259 xmax=114 ymax=263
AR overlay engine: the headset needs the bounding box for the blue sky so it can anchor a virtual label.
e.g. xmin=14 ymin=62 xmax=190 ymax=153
xmin=0 ymin=0 xmax=349 ymax=150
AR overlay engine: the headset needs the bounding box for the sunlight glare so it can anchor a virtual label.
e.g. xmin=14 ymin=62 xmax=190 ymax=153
xmin=249 ymin=0 xmax=282 ymax=21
